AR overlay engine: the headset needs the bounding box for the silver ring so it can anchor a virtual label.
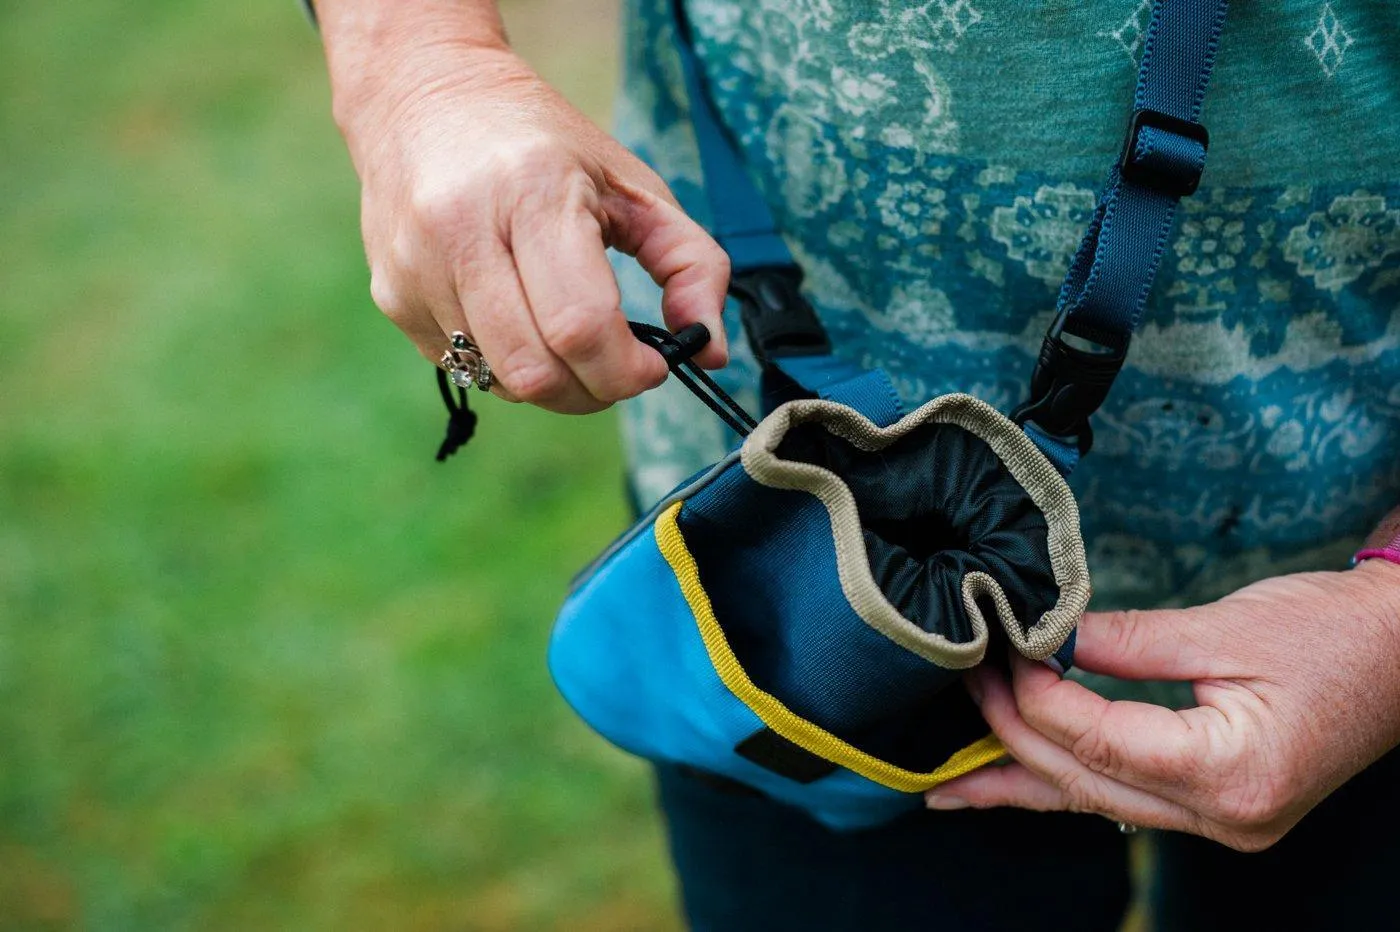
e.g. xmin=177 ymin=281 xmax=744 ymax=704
xmin=1117 ymin=821 xmax=1139 ymax=835
xmin=441 ymin=331 xmax=493 ymax=392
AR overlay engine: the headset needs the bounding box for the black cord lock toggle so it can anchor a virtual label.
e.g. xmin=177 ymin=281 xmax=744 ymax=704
xmin=630 ymin=321 xmax=758 ymax=437
xmin=1011 ymin=310 xmax=1127 ymax=456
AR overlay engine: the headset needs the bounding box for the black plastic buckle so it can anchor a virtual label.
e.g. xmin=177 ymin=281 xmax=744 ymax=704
xmin=1011 ymin=311 xmax=1128 ymax=455
xmin=1119 ymin=108 xmax=1209 ymax=198
xmin=728 ymin=266 xmax=832 ymax=365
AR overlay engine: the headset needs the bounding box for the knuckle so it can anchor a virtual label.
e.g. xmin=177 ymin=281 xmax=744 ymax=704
xmin=408 ymin=176 xmax=489 ymax=234
xmin=486 ymin=139 xmax=577 ymax=205
xmin=369 ymin=272 xmax=410 ymax=323
xmin=1214 ymin=781 xmax=1286 ymax=829
xmin=1057 ymin=770 xmax=1105 ymax=816
xmin=409 ymin=185 xmax=458 ymax=231
xmin=1070 ymin=728 xmax=1120 ymax=778
xmin=592 ymin=363 xmax=664 ymax=405
xmin=495 ymin=351 xmax=571 ymax=404
xmin=389 ymin=231 xmax=417 ymax=273
xmin=497 ymin=137 xmax=571 ymax=180
xmin=707 ymin=241 xmax=732 ymax=281
xmin=1060 ymin=709 xmax=1123 ymax=779
xmin=539 ymin=306 xmax=612 ymax=361
xmin=1109 ymin=609 xmax=1149 ymax=659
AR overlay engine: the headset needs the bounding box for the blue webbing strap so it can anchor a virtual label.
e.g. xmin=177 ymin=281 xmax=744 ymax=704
xmin=669 ymin=0 xmax=904 ymax=427
xmin=1013 ymin=0 xmax=1228 ymax=468
xmin=668 ymin=3 xmax=793 ymax=274
xmin=1056 ymin=0 xmax=1228 ymax=346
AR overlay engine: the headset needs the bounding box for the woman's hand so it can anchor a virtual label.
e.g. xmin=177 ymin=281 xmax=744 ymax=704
xmin=318 ymin=1 xmax=730 ymax=412
xmin=927 ymin=560 xmax=1400 ymax=852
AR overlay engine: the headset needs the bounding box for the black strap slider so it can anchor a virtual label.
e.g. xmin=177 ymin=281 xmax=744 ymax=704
xmin=729 ymin=266 xmax=832 ymax=366
xmin=1119 ymin=108 xmax=1209 ymax=198
xmin=1011 ymin=311 xmax=1127 ymax=455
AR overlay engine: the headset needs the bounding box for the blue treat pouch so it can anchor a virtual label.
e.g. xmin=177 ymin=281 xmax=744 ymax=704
xmin=550 ymin=389 xmax=1089 ymax=830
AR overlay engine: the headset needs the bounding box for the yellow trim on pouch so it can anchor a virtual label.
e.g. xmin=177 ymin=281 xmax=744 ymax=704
xmin=654 ymin=501 xmax=1005 ymax=794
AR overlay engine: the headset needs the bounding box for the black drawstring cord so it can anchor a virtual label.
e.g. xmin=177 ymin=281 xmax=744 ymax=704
xmin=628 ymin=322 xmax=757 ymax=437
xmin=433 ymin=320 xmax=756 ymax=460
xmin=435 ymin=367 xmax=477 ymax=461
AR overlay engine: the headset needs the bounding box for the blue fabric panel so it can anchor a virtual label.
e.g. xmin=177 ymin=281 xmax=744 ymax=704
xmin=1022 ymin=422 xmax=1081 ymax=477
xmin=548 ymin=492 xmax=921 ymax=830
xmin=678 ymin=439 xmax=1024 ymax=773
xmin=680 ymin=480 xmax=966 ymax=738
xmin=1051 ymin=630 xmax=1078 ymax=674
xmin=771 ymin=356 xmax=904 ymax=427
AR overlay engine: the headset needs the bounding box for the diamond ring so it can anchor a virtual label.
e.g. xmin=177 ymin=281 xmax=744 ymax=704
xmin=440 ymin=331 xmax=494 ymax=392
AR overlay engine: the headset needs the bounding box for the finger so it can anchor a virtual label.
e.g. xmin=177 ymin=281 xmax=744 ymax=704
xmin=603 ymin=186 xmax=730 ymax=369
xmin=513 ymin=197 xmax=668 ymax=404
xmin=957 ymin=665 xmax=1203 ymax=833
xmin=928 ymin=761 xmax=1199 ymax=840
xmin=1071 ymin=606 xmax=1229 ymax=681
xmin=489 ymin=381 xmax=521 ymax=403
xmin=926 ymin=762 xmax=1069 ymax=811
xmin=434 ymin=320 xmax=523 ymax=403
xmin=453 ymin=246 xmax=597 ymax=414
xmin=369 ymin=270 xmax=459 ymax=365
xmin=1007 ymin=654 xmax=1220 ymax=795
xmin=427 ymin=318 xmax=524 ymax=404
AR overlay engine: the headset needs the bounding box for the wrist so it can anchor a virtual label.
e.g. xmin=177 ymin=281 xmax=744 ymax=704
xmin=1352 ymin=557 xmax=1400 ymax=650
xmin=316 ymin=1 xmax=512 ymax=140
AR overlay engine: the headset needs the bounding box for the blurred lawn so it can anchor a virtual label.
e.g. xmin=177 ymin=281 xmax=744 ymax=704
xmin=0 ymin=1 xmax=683 ymax=928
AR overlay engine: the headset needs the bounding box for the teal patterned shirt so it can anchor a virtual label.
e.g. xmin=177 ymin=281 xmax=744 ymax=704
xmin=614 ymin=0 xmax=1400 ymax=616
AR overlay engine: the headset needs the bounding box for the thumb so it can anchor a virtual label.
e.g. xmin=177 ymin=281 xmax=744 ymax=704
xmin=602 ymin=182 xmax=731 ymax=369
xmin=1071 ymin=604 xmax=1229 ymax=681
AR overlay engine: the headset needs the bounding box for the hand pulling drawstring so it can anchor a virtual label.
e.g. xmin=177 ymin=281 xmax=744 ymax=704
xmin=434 ymin=321 xmax=756 ymax=460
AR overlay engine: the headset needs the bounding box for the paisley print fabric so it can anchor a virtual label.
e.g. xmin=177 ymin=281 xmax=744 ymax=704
xmin=613 ymin=0 xmax=1400 ymax=614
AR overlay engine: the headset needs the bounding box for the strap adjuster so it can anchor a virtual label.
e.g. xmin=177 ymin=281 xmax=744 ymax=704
xmin=729 ymin=266 xmax=832 ymax=365
xmin=1011 ymin=309 xmax=1128 ymax=455
xmin=1119 ymin=108 xmax=1209 ymax=198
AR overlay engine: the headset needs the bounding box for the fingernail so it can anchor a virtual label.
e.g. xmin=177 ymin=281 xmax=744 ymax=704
xmin=707 ymin=320 xmax=730 ymax=362
xmin=964 ymin=671 xmax=985 ymax=707
xmin=926 ymin=793 xmax=970 ymax=811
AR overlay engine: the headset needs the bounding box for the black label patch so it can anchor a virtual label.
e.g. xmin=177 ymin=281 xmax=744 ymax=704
xmin=734 ymin=727 xmax=839 ymax=784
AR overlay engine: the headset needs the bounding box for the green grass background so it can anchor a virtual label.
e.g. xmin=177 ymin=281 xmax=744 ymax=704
xmin=0 ymin=1 xmax=684 ymax=928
